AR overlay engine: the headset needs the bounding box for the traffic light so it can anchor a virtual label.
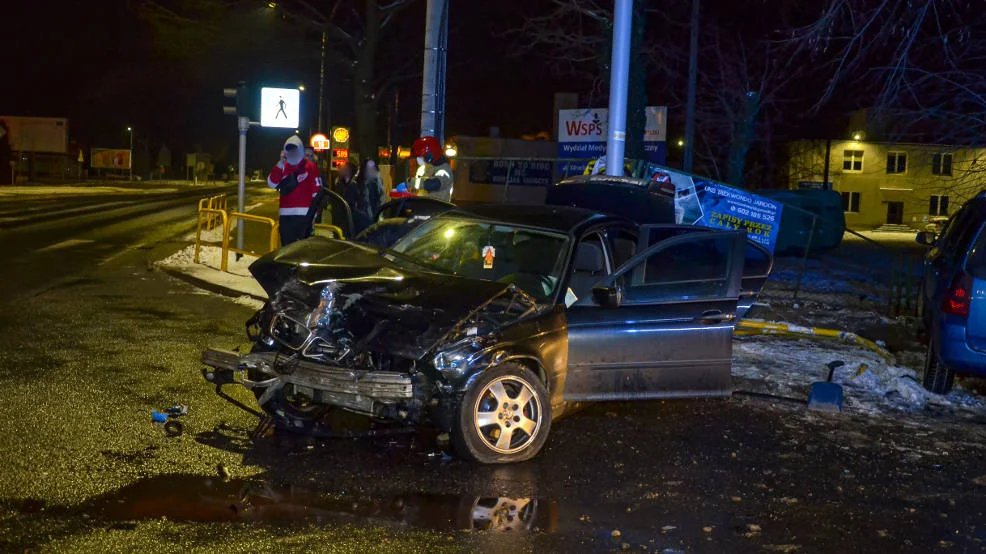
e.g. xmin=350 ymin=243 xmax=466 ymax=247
xmin=222 ymin=82 xmax=247 ymax=116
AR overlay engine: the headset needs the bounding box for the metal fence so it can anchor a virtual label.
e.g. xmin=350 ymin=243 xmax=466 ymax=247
xmin=761 ymin=203 xmax=924 ymax=319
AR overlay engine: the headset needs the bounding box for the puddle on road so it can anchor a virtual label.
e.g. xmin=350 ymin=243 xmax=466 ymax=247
xmin=81 ymin=475 xmax=554 ymax=533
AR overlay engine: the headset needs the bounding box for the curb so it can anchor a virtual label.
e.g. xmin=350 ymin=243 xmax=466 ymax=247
xmin=159 ymin=266 xmax=268 ymax=303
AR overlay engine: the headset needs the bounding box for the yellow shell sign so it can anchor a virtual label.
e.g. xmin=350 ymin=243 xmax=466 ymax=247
xmin=331 ymin=127 xmax=350 ymax=144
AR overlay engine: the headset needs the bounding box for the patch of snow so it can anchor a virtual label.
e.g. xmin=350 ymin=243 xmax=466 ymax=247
xmin=733 ymin=336 xmax=986 ymax=417
xmin=157 ymin=244 xmax=255 ymax=277
xmin=182 ymin=226 xmax=226 ymax=243
xmin=232 ymin=295 xmax=265 ymax=310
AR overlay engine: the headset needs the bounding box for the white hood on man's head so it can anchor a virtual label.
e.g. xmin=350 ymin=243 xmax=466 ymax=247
xmin=283 ymin=135 xmax=305 ymax=165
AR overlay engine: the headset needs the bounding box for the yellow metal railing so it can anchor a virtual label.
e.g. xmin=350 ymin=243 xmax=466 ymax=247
xmin=313 ymin=223 xmax=345 ymax=240
xmin=225 ymin=211 xmax=280 ymax=258
xmin=734 ymin=320 xmax=895 ymax=365
xmin=194 ymin=208 xmax=230 ymax=272
xmin=197 ymin=194 xmax=227 ymax=231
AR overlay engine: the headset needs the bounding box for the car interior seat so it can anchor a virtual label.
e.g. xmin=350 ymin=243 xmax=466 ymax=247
xmin=568 ymin=241 xmax=606 ymax=301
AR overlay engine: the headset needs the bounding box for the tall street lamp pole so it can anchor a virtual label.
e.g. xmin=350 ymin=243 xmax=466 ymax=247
xmin=605 ymin=0 xmax=633 ymax=177
xmin=127 ymin=126 xmax=134 ymax=181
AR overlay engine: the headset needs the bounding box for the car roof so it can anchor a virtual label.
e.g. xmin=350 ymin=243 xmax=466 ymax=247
xmin=446 ymin=203 xmax=620 ymax=234
xmin=556 ymin=174 xmax=656 ymax=189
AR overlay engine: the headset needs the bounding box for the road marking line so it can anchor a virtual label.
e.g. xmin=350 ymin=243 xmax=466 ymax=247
xmin=36 ymin=239 xmax=95 ymax=253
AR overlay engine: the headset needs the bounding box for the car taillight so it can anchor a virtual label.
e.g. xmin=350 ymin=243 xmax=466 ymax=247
xmin=942 ymin=271 xmax=973 ymax=316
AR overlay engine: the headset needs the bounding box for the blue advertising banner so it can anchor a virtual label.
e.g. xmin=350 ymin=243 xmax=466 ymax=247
xmin=641 ymin=165 xmax=783 ymax=253
xmin=687 ymin=181 xmax=783 ymax=252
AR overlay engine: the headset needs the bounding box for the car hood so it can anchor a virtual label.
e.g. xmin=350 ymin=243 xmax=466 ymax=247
xmin=250 ymin=237 xmax=538 ymax=360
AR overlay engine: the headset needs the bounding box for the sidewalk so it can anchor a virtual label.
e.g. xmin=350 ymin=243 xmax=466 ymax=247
xmin=156 ymin=195 xmax=279 ymax=302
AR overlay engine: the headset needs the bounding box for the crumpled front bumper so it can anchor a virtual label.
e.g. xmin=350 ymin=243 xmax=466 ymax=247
xmin=201 ymin=348 xmax=416 ymax=418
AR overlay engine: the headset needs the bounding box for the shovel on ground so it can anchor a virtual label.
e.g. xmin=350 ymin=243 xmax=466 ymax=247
xmin=807 ymin=360 xmax=845 ymax=412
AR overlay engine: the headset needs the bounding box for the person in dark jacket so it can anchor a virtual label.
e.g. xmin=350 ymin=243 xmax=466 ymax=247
xmin=359 ymin=159 xmax=386 ymax=214
xmin=333 ymin=162 xmax=355 ymax=197
xmin=345 ymin=161 xmax=374 ymax=235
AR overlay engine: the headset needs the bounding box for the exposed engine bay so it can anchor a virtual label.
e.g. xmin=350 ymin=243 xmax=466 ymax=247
xmin=202 ymin=244 xmax=549 ymax=435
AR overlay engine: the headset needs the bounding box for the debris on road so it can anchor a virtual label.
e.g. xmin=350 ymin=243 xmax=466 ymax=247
xmin=151 ymin=404 xmax=188 ymax=437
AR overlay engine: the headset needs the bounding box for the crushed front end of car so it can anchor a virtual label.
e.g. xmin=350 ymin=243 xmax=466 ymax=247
xmin=201 ymin=237 xmax=550 ymax=437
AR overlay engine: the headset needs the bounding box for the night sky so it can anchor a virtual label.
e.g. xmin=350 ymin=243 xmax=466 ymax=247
xmin=2 ymin=1 xmax=573 ymax=169
xmin=3 ymin=0 xmax=849 ymax=179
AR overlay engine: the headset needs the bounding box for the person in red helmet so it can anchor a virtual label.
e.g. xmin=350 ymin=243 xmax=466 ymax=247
xmin=411 ymin=135 xmax=454 ymax=202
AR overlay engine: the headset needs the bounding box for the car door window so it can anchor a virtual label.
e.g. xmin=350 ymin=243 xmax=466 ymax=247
xmin=599 ymin=231 xmax=745 ymax=305
xmin=940 ymin=207 xmax=976 ymax=255
xmin=608 ymin=228 xmax=638 ymax=267
xmin=636 ymin=225 xmax=772 ymax=281
xmin=743 ymin=242 xmax=772 ymax=279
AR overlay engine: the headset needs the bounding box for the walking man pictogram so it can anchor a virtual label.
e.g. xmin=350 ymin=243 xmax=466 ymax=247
xmin=276 ymin=96 xmax=287 ymax=120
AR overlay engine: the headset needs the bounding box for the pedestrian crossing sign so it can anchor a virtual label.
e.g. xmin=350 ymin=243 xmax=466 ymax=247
xmin=260 ymin=87 xmax=300 ymax=129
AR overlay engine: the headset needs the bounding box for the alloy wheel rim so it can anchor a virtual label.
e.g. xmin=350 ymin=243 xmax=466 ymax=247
xmin=473 ymin=375 xmax=542 ymax=454
xmin=471 ymin=497 xmax=536 ymax=532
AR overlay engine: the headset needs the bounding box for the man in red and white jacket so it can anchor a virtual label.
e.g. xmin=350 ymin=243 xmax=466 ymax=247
xmin=268 ymin=135 xmax=322 ymax=246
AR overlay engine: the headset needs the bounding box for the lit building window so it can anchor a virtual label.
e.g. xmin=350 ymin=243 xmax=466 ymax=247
xmin=842 ymin=191 xmax=861 ymax=213
xmin=886 ymin=151 xmax=907 ymax=174
xmin=929 ymin=195 xmax=950 ymax=216
xmin=932 ymin=153 xmax=953 ymax=176
xmin=843 ymin=150 xmax=863 ymax=172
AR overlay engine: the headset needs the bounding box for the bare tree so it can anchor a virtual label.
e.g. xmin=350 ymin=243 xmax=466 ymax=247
xmin=278 ymin=0 xmax=420 ymax=159
xmin=512 ymin=0 xmax=652 ymax=159
xmin=138 ymin=0 xmax=420 ymax=160
xmin=789 ymin=0 xmax=986 ymax=146
xmin=515 ymin=0 xmax=813 ymax=186
xmin=683 ymin=22 xmax=811 ymax=186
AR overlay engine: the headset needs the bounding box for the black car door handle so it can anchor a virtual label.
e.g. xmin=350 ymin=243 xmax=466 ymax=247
xmin=698 ymin=310 xmax=735 ymax=324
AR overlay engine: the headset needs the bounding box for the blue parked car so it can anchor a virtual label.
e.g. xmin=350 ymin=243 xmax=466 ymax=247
xmin=917 ymin=193 xmax=986 ymax=393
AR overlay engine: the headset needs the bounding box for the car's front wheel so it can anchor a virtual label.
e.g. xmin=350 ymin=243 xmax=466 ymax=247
xmin=453 ymin=364 xmax=551 ymax=464
xmin=923 ymin=338 xmax=955 ymax=394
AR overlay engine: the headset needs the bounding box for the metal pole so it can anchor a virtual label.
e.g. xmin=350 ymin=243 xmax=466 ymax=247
xmin=318 ymin=31 xmax=327 ymax=133
xmin=605 ymin=0 xmax=633 ymax=177
xmin=129 ymin=128 xmax=134 ymax=181
xmin=821 ymin=138 xmax=831 ymax=190
xmin=420 ymin=0 xmax=447 ymax=138
xmin=792 ymin=215 xmax=817 ymax=304
xmin=683 ymin=0 xmax=700 ymax=172
xmin=436 ymin=0 xmax=448 ymax=143
xmin=237 ymin=116 xmax=249 ymax=252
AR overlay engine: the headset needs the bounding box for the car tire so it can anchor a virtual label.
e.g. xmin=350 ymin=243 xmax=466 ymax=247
xmin=923 ymin=338 xmax=955 ymax=394
xmin=452 ymin=363 xmax=551 ymax=464
xmin=247 ymin=343 xmax=336 ymax=436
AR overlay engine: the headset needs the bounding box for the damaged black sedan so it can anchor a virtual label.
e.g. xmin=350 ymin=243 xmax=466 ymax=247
xmin=203 ymin=205 xmax=757 ymax=463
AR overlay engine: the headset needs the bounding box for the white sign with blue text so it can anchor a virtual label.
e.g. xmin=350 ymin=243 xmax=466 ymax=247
xmin=557 ymin=107 xmax=667 ymax=164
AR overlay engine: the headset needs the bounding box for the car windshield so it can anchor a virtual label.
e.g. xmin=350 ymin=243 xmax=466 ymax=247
xmin=386 ymin=216 xmax=570 ymax=301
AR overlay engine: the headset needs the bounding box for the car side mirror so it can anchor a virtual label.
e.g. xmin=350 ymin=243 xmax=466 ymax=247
xmin=916 ymin=231 xmax=935 ymax=246
xmin=592 ymin=285 xmax=622 ymax=308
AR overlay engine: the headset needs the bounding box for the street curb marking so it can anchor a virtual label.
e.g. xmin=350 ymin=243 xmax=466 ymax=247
xmin=158 ymin=266 xmax=268 ymax=303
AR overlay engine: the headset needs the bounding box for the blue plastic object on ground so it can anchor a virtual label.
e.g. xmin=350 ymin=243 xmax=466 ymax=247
xmin=807 ymin=361 xmax=844 ymax=412
xmin=151 ymin=410 xmax=169 ymax=423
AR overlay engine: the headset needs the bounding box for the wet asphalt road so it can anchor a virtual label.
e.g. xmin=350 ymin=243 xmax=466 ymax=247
xmin=2 ymin=190 xmax=986 ymax=552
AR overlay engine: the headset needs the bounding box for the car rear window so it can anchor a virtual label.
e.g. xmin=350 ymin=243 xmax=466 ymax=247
xmin=965 ymin=224 xmax=986 ymax=280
